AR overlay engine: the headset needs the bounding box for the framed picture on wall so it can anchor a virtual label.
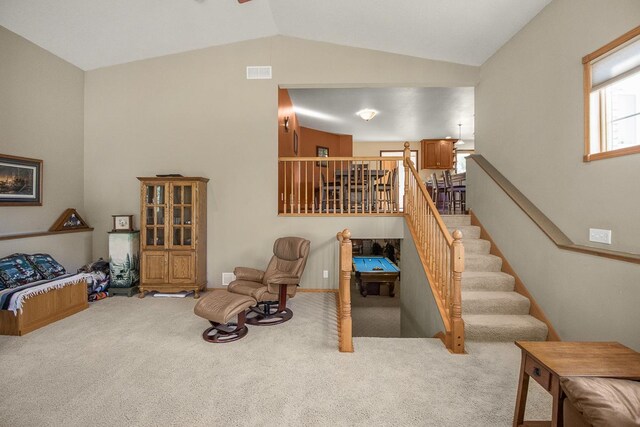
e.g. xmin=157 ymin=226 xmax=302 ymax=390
xmin=0 ymin=154 xmax=43 ymax=206
xmin=293 ymin=130 xmax=299 ymax=155
xmin=316 ymin=146 xmax=329 ymax=167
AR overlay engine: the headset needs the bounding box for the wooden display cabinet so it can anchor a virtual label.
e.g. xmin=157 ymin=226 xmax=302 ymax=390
xmin=137 ymin=177 xmax=208 ymax=298
xmin=421 ymin=139 xmax=457 ymax=169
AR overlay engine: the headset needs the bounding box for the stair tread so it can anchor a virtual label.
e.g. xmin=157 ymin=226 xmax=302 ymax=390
xmin=462 ymin=291 xmax=531 ymax=315
xmin=462 ymin=271 xmax=513 ymax=279
xmin=460 ymin=238 xmax=491 ymax=254
xmin=441 ymin=215 xmax=471 ymax=227
xmin=464 ymin=314 xmax=546 ymax=328
xmin=448 ymin=225 xmax=481 ymax=239
xmin=462 ymin=291 xmax=529 ymax=301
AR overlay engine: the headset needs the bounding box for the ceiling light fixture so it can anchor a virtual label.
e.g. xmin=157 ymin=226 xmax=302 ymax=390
xmin=456 ymin=123 xmax=465 ymax=145
xmin=357 ymin=109 xmax=378 ymax=121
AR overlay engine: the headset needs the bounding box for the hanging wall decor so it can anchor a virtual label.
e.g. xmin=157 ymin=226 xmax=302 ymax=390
xmin=0 ymin=154 xmax=43 ymax=206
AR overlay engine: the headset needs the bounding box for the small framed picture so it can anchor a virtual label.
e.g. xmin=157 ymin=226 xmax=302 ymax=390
xmin=316 ymin=146 xmax=329 ymax=167
xmin=112 ymin=215 xmax=134 ymax=232
xmin=293 ymin=130 xmax=299 ymax=155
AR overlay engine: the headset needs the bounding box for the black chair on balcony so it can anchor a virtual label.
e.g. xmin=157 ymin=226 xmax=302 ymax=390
xmin=319 ymin=172 xmax=342 ymax=212
xmin=346 ymin=163 xmax=370 ymax=212
xmin=443 ymin=170 xmax=465 ymax=214
xmin=374 ymin=167 xmax=399 ymax=212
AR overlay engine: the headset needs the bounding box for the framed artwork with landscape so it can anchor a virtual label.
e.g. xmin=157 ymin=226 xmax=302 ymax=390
xmin=316 ymin=146 xmax=329 ymax=167
xmin=0 ymin=154 xmax=43 ymax=206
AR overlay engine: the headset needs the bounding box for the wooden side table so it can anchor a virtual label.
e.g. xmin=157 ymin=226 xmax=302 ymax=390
xmin=513 ymin=341 xmax=640 ymax=427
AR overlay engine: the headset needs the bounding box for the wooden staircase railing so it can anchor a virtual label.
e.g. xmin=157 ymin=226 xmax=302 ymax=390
xmin=403 ymin=142 xmax=465 ymax=354
xmin=336 ymin=229 xmax=354 ymax=352
xmin=278 ymin=157 xmax=403 ymax=215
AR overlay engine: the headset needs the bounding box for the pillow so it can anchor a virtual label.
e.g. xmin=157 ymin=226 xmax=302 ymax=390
xmin=0 ymin=253 xmax=44 ymax=288
xmin=26 ymin=253 xmax=66 ymax=280
xmin=0 ymin=275 xmax=6 ymax=291
xmin=561 ymin=376 xmax=640 ymax=427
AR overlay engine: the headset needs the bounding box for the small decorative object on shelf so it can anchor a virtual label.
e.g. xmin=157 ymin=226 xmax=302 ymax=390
xmin=112 ymin=214 xmax=134 ymax=232
xmin=49 ymin=208 xmax=91 ymax=232
xmin=108 ymin=231 xmax=140 ymax=297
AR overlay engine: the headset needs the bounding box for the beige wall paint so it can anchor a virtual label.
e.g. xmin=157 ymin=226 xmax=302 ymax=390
xmin=472 ymin=0 xmax=640 ymax=349
xmin=84 ymin=36 xmax=479 ymax=289
xmin=401 ymin=221 xmax=446 ymax=338
xmin=0 ymin=26 xmax=91 ymax=268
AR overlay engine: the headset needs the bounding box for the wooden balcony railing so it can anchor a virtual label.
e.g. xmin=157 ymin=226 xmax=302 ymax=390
xmin=278 ymin=157 xmax=403 ymax=215
xmin=336 ymin=229 xmax=353 ymax=352
xmin=403 ymin=143 xmax=465 ymax=354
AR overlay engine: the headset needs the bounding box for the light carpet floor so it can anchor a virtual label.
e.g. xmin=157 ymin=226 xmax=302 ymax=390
xmin=351 ymin=277 xmax=401 ymax=338
xmin=0 ymin=293 xmax=551 ymax=426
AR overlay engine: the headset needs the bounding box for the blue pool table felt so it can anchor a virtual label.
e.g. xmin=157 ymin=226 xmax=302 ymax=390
xmin=352 ymin=256 xmax=400 ymax=273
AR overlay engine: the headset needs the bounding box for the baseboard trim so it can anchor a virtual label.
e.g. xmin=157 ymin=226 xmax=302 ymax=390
xmin=469 ymin=210 xmax=560 ymax=342
xmin=298 ymin=289 xmax=338 ymax=293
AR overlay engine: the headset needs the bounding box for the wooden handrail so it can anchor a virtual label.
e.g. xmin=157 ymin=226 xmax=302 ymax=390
xmin=279 ymin=156 xmax=403 ymax=161
xmin=403 ymin=142 xmax=465 ymax=354
xmin=468 ymin=154 xmax=640 ymax=264
xmin=336 ymin=229 xmax=353 ymax=352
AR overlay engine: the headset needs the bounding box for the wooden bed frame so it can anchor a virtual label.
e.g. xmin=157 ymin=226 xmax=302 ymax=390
xmin=0 ymin=279 xmax=89 ymax=336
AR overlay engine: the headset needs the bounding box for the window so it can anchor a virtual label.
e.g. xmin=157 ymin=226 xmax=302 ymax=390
xmin=456 ymin=151 xmax=473 ymax=174
xmin=583 ymin=26 xmax=640 ymax=161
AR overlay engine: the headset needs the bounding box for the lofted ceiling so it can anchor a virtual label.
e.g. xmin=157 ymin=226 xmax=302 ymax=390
xmin=0 ymin=0 xmax=551 ymax=71
xmin=288 ymin=87 xmax=475 ymax=145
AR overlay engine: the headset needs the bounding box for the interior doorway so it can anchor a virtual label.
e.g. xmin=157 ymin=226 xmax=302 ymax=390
xmin=350 ymin=238 xmax=402 ymax=338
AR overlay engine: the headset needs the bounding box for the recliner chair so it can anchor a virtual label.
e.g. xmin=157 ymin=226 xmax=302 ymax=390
xmin=227 ymin=236 xmax=310 ymax=326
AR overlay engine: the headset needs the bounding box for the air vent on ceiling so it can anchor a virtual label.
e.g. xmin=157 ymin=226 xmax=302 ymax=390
xmin=246 ymin=66 xmax=272 ymax=80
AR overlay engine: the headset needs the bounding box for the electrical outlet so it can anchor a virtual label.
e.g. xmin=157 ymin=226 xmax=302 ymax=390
xmin=323 ymin=270 xmax=329 ymax=279
xmin=589 ymin=228 xmax=611 ymax=244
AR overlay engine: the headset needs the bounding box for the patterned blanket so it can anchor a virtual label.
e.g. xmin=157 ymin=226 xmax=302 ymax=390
xmin=0 ymin=273 xmax=90 ymax=314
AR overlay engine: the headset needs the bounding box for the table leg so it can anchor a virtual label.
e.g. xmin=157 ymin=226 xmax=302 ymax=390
xmin=513 ymin=351 xmax=529 ymax=427
xmin=550 ymin=376 xmax=564 ymax=427
xmin=388 ymin=282 xmax=395 ymax=297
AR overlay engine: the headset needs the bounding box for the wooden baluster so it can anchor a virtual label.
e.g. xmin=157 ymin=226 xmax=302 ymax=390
xmin=305 ymin=161 xmax=308 ymax=214
xmin=289 ymin=161 xmax=295 ymax=213
xmin=337 ymin=229 xmax=353 ymax=352
xmin=451 ymin=230 xmax=465 ymax=354
xmin=403 ymin=142 xmax=410 ymax=214
xmin=283 ymin=161 xmax=288 ymax=214
xmin=296 ymin=161 xmax=301 ymax=214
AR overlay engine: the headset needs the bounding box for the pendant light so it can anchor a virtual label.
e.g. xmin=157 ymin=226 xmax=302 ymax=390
xmin=456 ymin=123 xmax=465 ymax=145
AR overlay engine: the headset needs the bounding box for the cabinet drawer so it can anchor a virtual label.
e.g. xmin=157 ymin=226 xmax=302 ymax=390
xmin=524 ymin=356 xmax=551 ymax=391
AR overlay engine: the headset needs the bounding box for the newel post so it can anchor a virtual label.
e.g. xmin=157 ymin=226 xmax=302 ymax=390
xmin=338 ymin=229 xmax=353 ymax=352
xmin=450 ymin=229 xmax=465 ymax=354
xmin=403 ymin=141 xmax=410 ymax=214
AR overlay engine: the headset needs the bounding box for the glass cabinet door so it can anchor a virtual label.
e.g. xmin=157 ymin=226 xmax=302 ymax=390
xmin=142 ymin=183 xmax=168 ymax=248
xmin=170 ymin=183 xmax=195 ymax=248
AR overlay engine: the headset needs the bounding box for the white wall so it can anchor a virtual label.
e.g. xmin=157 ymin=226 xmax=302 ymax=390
xmin=0 ymin=26 xmax=91 ymax=270
xmin=472 ymin=0 xmax=640 ymax=349
xmin=84 ymin=36 xmax=479 ymax=289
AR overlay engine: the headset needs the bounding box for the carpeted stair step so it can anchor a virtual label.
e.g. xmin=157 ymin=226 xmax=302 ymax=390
xmin=465 ymin=254 xmax=503 ymax=272
xmin=461 ymin=238 xmax=491 ymax=254
xmin=462 ymin=271 xmax=515 ymax=292
xmin=464 ymin=314 xmax=548 ymax=342
xmin=448 ymin=225 xmax=481 ymax=239
xmin=441 ymin=215 xmax=471 ymax=227
xmin=462 ymin=291 xmax=530 ymax=315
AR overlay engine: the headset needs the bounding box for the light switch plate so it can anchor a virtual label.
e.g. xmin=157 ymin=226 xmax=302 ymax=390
xmin=589 ymin=228 xmax=611 ymax=244
xmin=323 ymin=270 xmax=329 ymax=279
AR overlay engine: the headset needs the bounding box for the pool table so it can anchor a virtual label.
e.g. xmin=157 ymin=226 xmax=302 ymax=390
xmin=352 ymin=256 xmax=400 ymax=297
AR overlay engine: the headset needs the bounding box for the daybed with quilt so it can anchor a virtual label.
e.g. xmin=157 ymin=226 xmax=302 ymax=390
xmin=0 ymin=253 xmax=89 ymax=336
